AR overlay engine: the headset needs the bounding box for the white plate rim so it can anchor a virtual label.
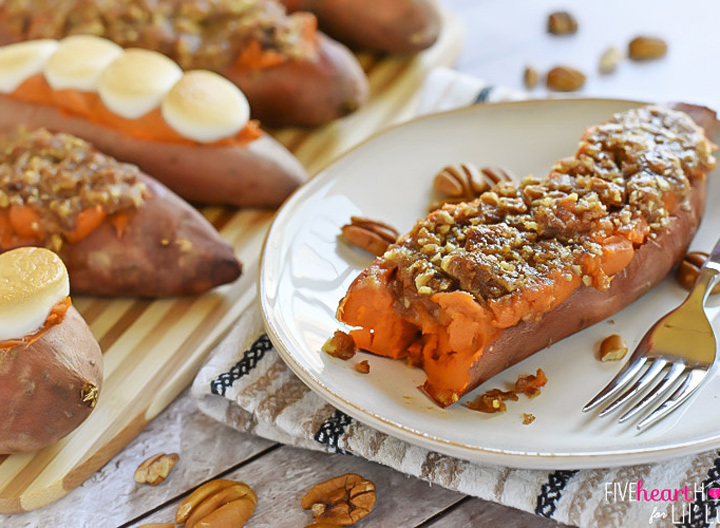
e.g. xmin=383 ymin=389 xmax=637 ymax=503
xmin=259 ymin=97 xmax=720 ymax=469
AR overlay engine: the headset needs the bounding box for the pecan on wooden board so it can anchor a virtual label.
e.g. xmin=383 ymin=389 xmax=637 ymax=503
xmin=134 ymin=453 xmax=180 ymax=486
xmin=341 ymin=217 xmax=399 ymax=256
xmin=302 ymin=473 xmax=377 ymax=526
xmin=176 ymin=479 xmax=257 ymax=528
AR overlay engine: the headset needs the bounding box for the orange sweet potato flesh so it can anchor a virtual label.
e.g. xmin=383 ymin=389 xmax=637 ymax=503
xmin=0 ymin=304 xmax=103 ymax=453
xmin=339 ymin=104 xmax=716 ymax=407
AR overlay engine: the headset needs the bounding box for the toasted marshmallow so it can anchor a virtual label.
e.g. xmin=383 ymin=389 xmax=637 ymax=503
xmin=44 ymin=35 xmax=123 ymax=91
xmin=98 ymin=49 xmax=182 ymax=119
xmin=161 ymin=71 xmax=250 ymax=143
xmin=0 ymin=247 xmax=70 ymax=342
xmin=0 ymin=39 xmax=58 ymax=93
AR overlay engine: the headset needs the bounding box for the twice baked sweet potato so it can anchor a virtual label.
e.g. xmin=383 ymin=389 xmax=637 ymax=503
xmin=281 ymin=0 xmax=441 ymax=54
xmin=0 ymin=247 xmax=103 ymax=454
xmin=0 ymin=0 xmax=369 ymax=127
xmin=0 ymin=128 xmax=242 ymax=297
xmin=338 ymin=105 xmax=717 ymax=407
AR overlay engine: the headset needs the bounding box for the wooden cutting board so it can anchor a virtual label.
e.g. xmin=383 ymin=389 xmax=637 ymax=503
xmin=0 ymin=7 xmax=463 ymax=514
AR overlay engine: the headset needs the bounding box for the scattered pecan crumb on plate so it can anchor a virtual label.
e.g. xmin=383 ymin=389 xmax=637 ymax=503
xmin=598 ymin=334 xmax=628 ymax=362
xmin=522 ymin=413 xmax=536 ymax=425
xmin=322 ymin=330 xmax=357 ymax=360
xmin=465 ymin=369 xmax=547 ymax=413
xmin=355 ymin=360 xmax=370 ymax=374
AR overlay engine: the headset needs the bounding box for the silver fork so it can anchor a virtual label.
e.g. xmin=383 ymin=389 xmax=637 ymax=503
xmin=583 ymin=236 xmax=720 ymax=430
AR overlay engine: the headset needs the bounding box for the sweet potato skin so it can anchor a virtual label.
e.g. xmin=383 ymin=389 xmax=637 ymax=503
xmin=228 ymin=33 xmax=368 ymax=128
xmin=0 ymin=98 xmax=307 ymax=207
xmin=458 ymin=105 xmax=716 ymax=401
xmin=281 ymin=0 xmax=441 ymax=54
xmin=65 ymin=176 xmax=241 ymax=297
xmin=0 ymin=306 xmax=103 ymax=454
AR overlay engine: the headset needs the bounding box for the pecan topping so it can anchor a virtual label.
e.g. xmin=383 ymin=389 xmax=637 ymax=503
xmin=322 ymin=330 xmax=357 ymax=360
xmin=341 ymin=217 xmax=399 ymax=256
xmin=134 ymin=453 xmax=180 ymax=486
xmin=176 ymin=479 xmax=257 ymax=528
xmin=546 ymin=66 xmax=586 ymax=91
xmin=598 ymin=334 xmax=628 ymax=362
xmin=547 ymin=11 xmax=578 ymax=35
xmin=676 ymin=251 xmax=720 ymax=293
xmin=629 ymin=36 xmax=668 ymax=61
xmin=522 ymin=413 xmax=536 ymax=425
xmin=302 ymin=473 xmax=377 ymax=526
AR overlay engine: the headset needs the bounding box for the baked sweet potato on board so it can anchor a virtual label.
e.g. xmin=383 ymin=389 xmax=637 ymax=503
xmin=0 ymin=0 xmax=368 ymax=127
xmin=0 ymin=247 xmax=103 ymax=453
xmin=281 ymin=0 xmax=441 ymax=54
xmin=0 ymin=128 xmax=242 ymax=297
xmin=338 ymin=104 xmax=717 ymax=407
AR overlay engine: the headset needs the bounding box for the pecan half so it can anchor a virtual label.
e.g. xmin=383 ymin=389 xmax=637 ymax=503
xmin=302 ymin=473 xmax=376 ymax=526
xmin=676 ymin=251 xmax=720 ymax=293
xmin=134 ymin=453 xmax=180 ymax=487
xmin=176 ymin=479 xmax=257 ymax=528
xmin=598 ymin=334 xmax=628 ymax=362
xmin=628 ymin=36 xmax=668 ymax=60
xmin=547 ymin=11 xmax=578 ymax=35
xmin=431 ymin=163 xmax=516 ymax=210
xmin=546 ymin=66 xmax=586 ymax=91
xmin=341 ymin=217 xmax=399 ymax=256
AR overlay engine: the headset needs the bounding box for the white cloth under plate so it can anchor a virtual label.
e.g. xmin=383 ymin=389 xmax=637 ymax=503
xmin=191 ymin=67 xmax=720 ymax=528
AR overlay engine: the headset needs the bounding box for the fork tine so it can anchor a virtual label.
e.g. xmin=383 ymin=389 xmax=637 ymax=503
xmin=582 ymin=357 xmax=648 ymax=412
xmin=637 ymin=370 xmax=709 ymax=430
xmin=597 ymin=359 xmax=668 ymax=417
xmin=618 ymin=363 xmax=686 ymax=423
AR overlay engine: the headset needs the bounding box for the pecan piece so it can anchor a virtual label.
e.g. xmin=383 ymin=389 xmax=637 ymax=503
xmin=355 ymin=360 xmax=370 ymax=374
xmin=676 ymin=251 xmax=720 ymax=294
xmin=322 ymin=330 xmax=357 ymax=360
xmin=431 ymin=163 xmax=516 ymax=210
xmin=134 ymin=453 xmax=180 ymax=486
xmin=546 ymin=66 xmax=586 ymax=91
xmin=302 ymin=473 xmax=377 ymax=526
xmin=176 ymin=479 xmax=257 ymax=528
xmin=598 ymin=334 xmax=628 ymax=362
xmin=547 ymin=11 xmax=578 ymax=34
xmin=599 ymin=46 xmax=623 ymax=74
xmin=523 ymin=65 xmax=539 ymax=89
xmin=628 ymin=36 xmax=668 ymax=60
xmin=341 ymin=217 xmax=399 ymax=256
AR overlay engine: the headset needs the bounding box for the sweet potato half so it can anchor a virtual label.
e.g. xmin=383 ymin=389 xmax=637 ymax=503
xmin=0 ymin=128 xmax=242 ymax=297
xmin=0 ymin=304 xmax=103 ymax=454
xmin=281 ymin=0 xmax=441 ymax=54
xmin=338 ymin=104 xmax=717 ymax=407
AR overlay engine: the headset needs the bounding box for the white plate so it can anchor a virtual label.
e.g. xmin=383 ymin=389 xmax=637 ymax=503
xmin=259 ymin=99 xmax=720 ymax=469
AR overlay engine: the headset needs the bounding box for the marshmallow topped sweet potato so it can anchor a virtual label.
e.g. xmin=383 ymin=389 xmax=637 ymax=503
xmin=338 ymin=105 xmax=717 ymax=407
xmin=0 ymin=247 xmax=103 ymax=453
